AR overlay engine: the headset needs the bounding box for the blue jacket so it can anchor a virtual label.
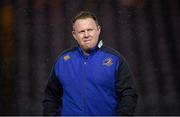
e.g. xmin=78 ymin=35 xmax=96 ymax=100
xmin=43 ymin=42 xmax=138 ymax=116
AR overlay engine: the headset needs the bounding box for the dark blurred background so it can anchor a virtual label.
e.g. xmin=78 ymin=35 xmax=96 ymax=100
xmin=0 ymin=0 xmax=180 ymax=115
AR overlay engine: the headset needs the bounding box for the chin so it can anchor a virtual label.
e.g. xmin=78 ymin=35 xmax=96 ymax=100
xmin=82 ymin=44 xmax=95 ymax=50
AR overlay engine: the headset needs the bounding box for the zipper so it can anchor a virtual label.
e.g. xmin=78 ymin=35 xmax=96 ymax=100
xmin=83 ymin=55 xmax=88 ymax=114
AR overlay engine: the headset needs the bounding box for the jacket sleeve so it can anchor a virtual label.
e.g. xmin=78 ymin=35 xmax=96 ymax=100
xmin=42 ymin=66 xmax=63 ymax=115
xmin=115 ymin=57 xmax=138 ymax=115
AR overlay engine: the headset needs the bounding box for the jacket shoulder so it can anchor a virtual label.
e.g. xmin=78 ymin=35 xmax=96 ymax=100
xmin=100 ymin=46 xmax=124 ymax=59
xmin=59 ymin=46 xmax=77 ymax=57
xmin=54 ymin=46 xmax=77 ymax=63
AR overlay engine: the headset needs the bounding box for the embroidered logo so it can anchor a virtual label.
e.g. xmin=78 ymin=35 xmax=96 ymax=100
xmin=103 ymin=58 xmax=113 ymax=67
xmin=63 ymin=55 xmax=70 ymax=61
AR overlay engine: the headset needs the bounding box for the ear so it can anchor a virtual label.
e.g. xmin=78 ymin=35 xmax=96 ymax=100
xmin=97 ymin=25 xmax=101 ymax=34
xmin=72 ymin=30 xmax=77 ymax=41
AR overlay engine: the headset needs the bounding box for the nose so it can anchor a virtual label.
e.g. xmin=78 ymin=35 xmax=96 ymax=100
xmin=84 ymin=31 xmax=89 ymax=37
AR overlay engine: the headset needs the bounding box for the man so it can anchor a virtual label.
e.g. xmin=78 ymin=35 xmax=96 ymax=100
xmin=43 ymin=11 xmax=138 ymax=116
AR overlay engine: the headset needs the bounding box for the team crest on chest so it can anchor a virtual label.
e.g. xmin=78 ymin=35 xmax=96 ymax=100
xmin=103 ymin=58 xmax=113 ymax=67
xmin=64 ymin=55 xmax=70 ymax=61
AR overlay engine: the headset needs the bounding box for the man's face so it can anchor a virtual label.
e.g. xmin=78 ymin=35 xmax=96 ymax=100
xmin=72 ymin=18 xmax=101 ymax=52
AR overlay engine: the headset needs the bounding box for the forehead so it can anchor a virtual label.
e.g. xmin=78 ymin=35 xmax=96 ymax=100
xmin=73 ymin=18 xmax=97 ymax=29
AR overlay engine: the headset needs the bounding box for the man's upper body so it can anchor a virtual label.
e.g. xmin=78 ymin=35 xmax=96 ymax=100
xmin=43 ymin=11 xmax=138 ymax=116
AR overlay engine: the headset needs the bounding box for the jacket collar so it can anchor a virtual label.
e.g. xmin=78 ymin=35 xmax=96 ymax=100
xmin=77 ymin=40 xmax=103 ymax=57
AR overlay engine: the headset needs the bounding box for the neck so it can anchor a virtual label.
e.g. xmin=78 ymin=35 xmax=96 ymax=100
xmin=83 ymin=49 xmax=90 ymax=56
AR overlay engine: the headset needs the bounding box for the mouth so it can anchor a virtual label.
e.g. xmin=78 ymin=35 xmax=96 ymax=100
xmin=84 ymin=39 xmax=92 ymax=43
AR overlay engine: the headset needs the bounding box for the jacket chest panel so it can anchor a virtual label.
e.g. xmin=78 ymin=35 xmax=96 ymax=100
xmin=59 ymin=54 xmax=116 ymax=91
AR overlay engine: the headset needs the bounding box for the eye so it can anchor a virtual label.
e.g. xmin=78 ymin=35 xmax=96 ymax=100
xmin=87 ymin=29 xmax=93 ymax=32
xmin=78 ymin=30 xmax=85 ymax=34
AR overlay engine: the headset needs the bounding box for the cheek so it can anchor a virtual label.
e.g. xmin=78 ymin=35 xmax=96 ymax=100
xmin=95 ymin=33 xmax=100 ymax=40
xmin=77 ymin=37 xmax=84 ymax=44
xmin=75 ymin=35 xmax=82 ymax=41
